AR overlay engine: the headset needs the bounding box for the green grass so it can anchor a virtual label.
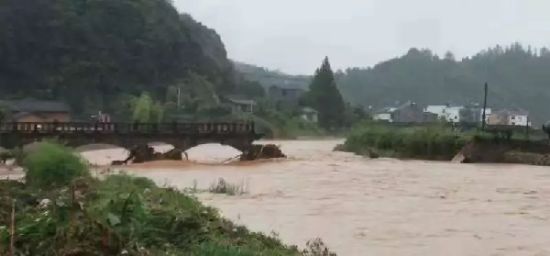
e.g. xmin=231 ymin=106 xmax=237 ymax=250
xmin=343 ymin=123 xmax=469 ymax=160
xmin=0 ymin=175 xmax=303 ymax=255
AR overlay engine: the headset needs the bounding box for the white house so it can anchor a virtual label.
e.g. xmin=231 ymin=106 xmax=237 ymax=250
xmin=373 ymin=107 xmax=396 ymax=122
xmin=480 ymin=108 xmax=492 ymax=123
xmin=487 ymin=109 xmax=530 ymax=127
xmin=508 ymin=110 xmax=530 ymax=126
xmin=425 ymin=105 xmax=463 ymax=123
xmin=425 ymin=104 xmax=493 ymax=123
xmin=301 ymin=107 xmax=319 ymax=123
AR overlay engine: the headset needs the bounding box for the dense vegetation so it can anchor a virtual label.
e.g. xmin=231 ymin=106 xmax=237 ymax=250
xmin=250 ymin=109 xmax=325 ymax=138
xmin=0 ymin=0 xmax=323 ymax=137
xmin=234 ymin=62 xmax=310 ymax=90
xmin=0 ymin=0 xmax=261 ymax=120
xmin=343 ymin=123 xmax=469 ymax=160
xmin=239 ymin=59 xmax=365 ymax=134
xmin=0 ymin=143 xmax=336 ymax=255
xmin=337 ymin=44 xmax=550 ymax=124
xmin=303 ymin=58 xmax=347 ymax=130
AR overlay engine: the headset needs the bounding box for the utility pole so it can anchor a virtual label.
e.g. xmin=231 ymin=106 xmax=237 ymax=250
xmin=177 ymin=87 xmax=181 ymax=109
xmin=481 ymin=82 xmax=488 ymax=131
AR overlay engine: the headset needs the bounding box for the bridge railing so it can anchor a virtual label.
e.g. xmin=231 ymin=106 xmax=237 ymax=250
xmin=0 ymin=122 xmax=256 ymax=135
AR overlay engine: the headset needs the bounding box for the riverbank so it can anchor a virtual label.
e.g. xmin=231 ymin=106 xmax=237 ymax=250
xmin=341 ymin=125 xmax=468 ymax=160
xmin=341 ymin=124 xmax=550 ymax=166
xmin=0 ymin=143 xmax=336 ymax=256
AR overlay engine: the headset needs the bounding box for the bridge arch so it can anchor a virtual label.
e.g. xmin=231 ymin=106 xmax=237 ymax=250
xmin=0 ymin=121 xmax=262 ymax=155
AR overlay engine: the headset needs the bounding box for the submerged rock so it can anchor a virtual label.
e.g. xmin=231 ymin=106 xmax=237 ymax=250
xmin=240 ymin=144 xmax=286 ymax=161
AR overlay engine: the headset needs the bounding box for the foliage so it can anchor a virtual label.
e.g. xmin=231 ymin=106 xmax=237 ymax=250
xmin=234 ymin=62 xmax=311 ymax=90
xmin=22 ymin=143 xmax=89 ymax=188
xmin=252 ymin=107 xmax=325 ymax=138
xmin=543 ymin=122 xmax=550 ymax=139
xmin=233 ymin=80 xmax=266 ymax=98
xmin=0 ymin=174 xmax=310 ymax=255
xmin=343 ymin=123 xmax=468 ymax=160
xmin=0 ymin=0 xmax=236 ymax=115
xmin=337 ymin=44 xmax=550 ymax=125
xmin=131 ymin=92 xmax=163 ymax=123
xmin=304 ymin=58 xmax=347 ymax=130
xmin=0 ymin=106 xmax=5 ymax=123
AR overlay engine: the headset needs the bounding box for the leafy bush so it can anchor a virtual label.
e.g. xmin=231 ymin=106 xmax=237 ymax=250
xmin=22 ymin=143 xmax=89 ymax=188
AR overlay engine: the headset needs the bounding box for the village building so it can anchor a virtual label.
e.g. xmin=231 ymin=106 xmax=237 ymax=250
xmin=222 ymin=97 xmax=256 ymax=113
xmin=373 ymin=107 xmax=396 ymax=122
xmin=425 ymin=105 xmax=463 ymax=123
xmin=425 ymin=104 xmax=492 ymax=124
xmin=0 ymin=99 xmax=71 ymax=122
xmin=268 ymin=85 xmax=305 ymax=110
xmin=300 ymin=107 xmax=319 ymax=123
xmin=488 ymin=109 xmax=530 ymax=127
xmin=390 ymin=102 xmax=438 ymax=123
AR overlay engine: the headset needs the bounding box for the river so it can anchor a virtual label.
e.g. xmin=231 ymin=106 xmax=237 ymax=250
xmin=11 ymin=139 xmax=550 ymax=255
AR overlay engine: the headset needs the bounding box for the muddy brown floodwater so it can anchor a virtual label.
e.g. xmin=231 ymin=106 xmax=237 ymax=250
xmin=31 ymin=140 xmax=550 ymax=255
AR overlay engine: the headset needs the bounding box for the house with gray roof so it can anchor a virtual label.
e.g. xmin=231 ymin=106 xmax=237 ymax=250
xmin=0 ymin=99 xmax=71 ymax=122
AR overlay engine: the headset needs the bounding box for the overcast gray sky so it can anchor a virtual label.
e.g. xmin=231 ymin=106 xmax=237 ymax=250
xmin=173 ymin=0 xmax=550 ymax=75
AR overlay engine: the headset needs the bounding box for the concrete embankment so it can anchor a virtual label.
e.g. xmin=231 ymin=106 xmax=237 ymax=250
xmin=453 ymin=139 xmax=550 ymax=166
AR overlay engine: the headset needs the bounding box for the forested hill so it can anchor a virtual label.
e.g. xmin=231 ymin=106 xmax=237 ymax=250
xmin=234 ymin=62 xmax=311 ymax=90
xmin=337 ymin=44 xmax=550 ymax=124
xmin=0 ymin=0 xmax=238 ymax=114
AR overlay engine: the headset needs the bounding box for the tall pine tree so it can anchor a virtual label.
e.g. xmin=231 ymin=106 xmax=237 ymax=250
xmin=305 ymin=57 xmax=346 ymax=130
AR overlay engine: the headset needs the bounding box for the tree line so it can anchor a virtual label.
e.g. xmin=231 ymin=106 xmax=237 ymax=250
xmin=336 ymin=44 xmax=550 ymax=124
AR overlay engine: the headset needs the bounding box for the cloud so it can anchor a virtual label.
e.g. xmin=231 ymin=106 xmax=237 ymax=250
xmin=174 ymin=0 xmax=550 ymax=75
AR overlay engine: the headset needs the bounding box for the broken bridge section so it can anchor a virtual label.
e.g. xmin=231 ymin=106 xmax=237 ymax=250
xmin=0 ymin=122 xmax=263 ymax=155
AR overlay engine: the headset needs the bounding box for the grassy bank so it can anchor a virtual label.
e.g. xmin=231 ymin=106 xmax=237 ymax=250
xmin=0 ymin=143 xmax=336 ymax=255
xmin=342 ymin=124 xmax=469 ymax=160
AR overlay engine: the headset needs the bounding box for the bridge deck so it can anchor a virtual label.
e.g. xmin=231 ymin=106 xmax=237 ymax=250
xmin=0 ymin=122 xmax=257 ymax=135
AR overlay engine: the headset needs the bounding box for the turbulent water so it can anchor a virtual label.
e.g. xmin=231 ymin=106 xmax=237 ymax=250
xmin=8 ymin=140 xmax=550 ymax=255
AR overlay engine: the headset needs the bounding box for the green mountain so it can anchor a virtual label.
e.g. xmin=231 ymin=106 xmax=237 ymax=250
xmin=233 ymin=62 xmax=311 ymax=90
xmin=0 ymin=0 xmax=240 ymax=115
xmin=336 ymin=44 xmax=550 ymax=125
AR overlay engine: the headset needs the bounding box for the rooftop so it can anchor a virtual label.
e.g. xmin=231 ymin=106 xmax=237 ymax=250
xmin=223 ymin=96 xmax=257 ymax=106
xmin=269 ymin=85 xmax=306 ymax=91
xmin=301 ymin=107 xmax=318 ymax=113
xmin=0 ymin=99 xmax=70 ymax=113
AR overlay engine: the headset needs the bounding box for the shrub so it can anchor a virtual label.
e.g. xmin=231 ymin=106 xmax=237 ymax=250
xmin=22 ymin=142 xmax=89 ymax=188
xmin=343 ymin=124 xmax=468 ymax=160
xmin=303 ymin=238 xmax=337 ymax=256
xmin=209 ymin=178 xmax=248 ymax=196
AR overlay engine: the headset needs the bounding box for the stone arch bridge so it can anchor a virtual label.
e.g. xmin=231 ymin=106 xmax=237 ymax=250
xmin=0 ymin=122 xmax=262 ymax=153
